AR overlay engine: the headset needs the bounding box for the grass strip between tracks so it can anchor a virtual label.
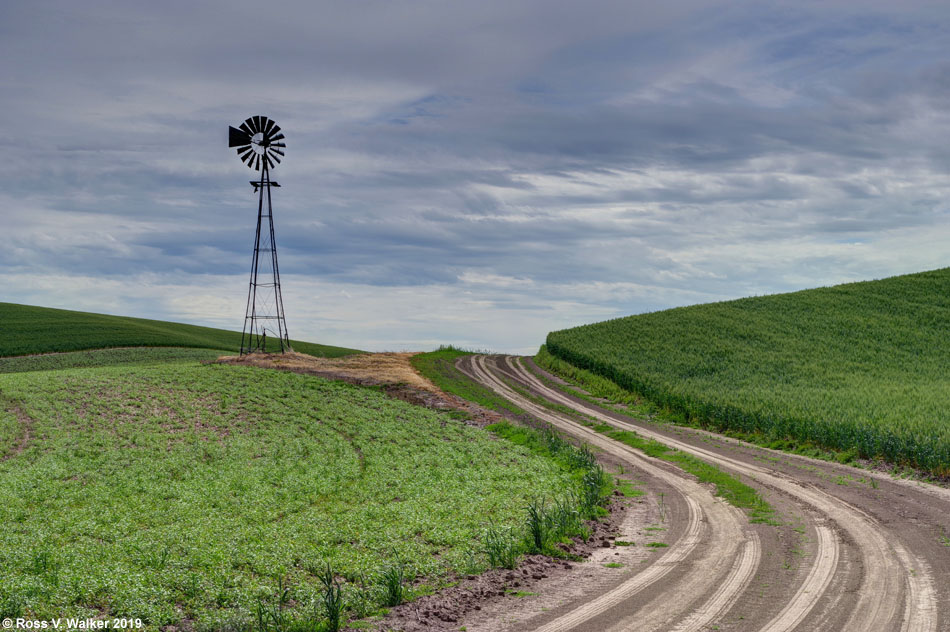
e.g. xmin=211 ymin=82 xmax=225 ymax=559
xmin=410 ymin=346 xmax=526 ymax=416
xmin=601 ymin=429 xmax=776 ymax=524
xmin=523 ymin=352 xmax=777 ymax=524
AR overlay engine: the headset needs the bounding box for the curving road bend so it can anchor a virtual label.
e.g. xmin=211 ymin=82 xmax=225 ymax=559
xmin=458 ymin=355 xmax=948 ymax=632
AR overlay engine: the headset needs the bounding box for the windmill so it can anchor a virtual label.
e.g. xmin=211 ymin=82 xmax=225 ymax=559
xmin=228 ymin=115 xmax=291 ymax=354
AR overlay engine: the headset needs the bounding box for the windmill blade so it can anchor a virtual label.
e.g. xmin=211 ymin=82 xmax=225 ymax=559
xmin=264 ymin=154 xmax=275 ymax=170
xmin=229 ymin=126 xmax=252 ymax=148
xmin=263 ymin=118 xmax=276 ymax=137
xmin=271 ymin=142 xmax=286 ymax=148
xmin=254 ymin=154 xmax=261 ymax=170
xmin=268 ymin=152 xmax=282 ymax=165
xmin=234 ymin=144 xmax=252 ymax=154
xmin=270 ymin=132 xmax=285 ymax=142
xmin=240 ymin=149 xmax=254 ymax=164
xmin=270 ymin=147 xmax=285 ymax=157
xmin=253 ymin=115 xmax=263 ymax=133
xmin=240 ymin=121 xmax=253 ymax=135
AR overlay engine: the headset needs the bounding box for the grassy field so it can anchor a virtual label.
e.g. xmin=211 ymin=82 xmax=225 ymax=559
xmin=0 ymin=354 xmax=588 ymax=630
xmin=545 ymin=268 xmax=950 ymax=475
xmin=0 ymin=303 xmax=359 ymax=358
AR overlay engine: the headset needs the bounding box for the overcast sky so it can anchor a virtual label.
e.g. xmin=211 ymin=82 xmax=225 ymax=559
xmin=2 ymin=1 xmax=949 ymax=352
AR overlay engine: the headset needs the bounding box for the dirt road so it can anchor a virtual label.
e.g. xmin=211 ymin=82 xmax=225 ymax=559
xmin=457 ymin=354 xmax=949 ymax=632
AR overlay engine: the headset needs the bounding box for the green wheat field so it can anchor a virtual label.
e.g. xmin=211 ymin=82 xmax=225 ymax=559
xmin=546 ymin=267 xmax=950 ymax=474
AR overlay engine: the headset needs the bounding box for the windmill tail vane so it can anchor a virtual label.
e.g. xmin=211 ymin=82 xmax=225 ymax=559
xmin=229 ymin=115 xmax=291 ymax=355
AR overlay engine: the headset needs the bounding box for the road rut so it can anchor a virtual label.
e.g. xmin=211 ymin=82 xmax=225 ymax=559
xmin=464 ymin=356 xmax=764 ymax=631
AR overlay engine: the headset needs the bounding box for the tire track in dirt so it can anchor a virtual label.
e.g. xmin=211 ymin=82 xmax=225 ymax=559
xmin=464 ymin=355 xmax=762 ymax=632
xmin=527 ymin=495 xmax=704 ymax=632
xmin=493 ymin=356 xmax=840 ymax=632
xmin=505 ymin=357 xmax=842 ymax=632
xmin=757 ymin=524 xmax=838 ymax=632
xmin=667 ymin=536 xmax=761 ymax=632
xmin=500 ymin=355 xmax=938 ymax=632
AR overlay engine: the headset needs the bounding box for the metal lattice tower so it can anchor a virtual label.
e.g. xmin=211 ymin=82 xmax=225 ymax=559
xmin=228 ymin=115 xmax=291 ymax=354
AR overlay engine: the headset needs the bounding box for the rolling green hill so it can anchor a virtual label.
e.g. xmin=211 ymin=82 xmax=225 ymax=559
xmin=0 ymin=307 xmax=608 ymax=629
xmin=0 ymin=302 xmax=360 ymax=358
xmin=545 ymin=267 xmax=950 ymax=474
xmin=0 ymin=361 xmax=591 ymax=628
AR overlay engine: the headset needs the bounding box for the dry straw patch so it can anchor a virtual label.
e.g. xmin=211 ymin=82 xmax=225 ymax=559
xmin=218 ymin=351 xmax=440 ymax=392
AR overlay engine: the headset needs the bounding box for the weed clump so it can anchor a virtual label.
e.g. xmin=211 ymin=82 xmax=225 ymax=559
xmin=480 ymin=421 xmax=613 ymax=566
xmin=318 ymin=565 xmax=343 ymax=632
xmin=525 ymin=498 xmax=551 ymax=553
xmin=379 ymin=563 xmax=406 ymax=607
xmin=484 ymin=523 xmax=520 ymax=569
